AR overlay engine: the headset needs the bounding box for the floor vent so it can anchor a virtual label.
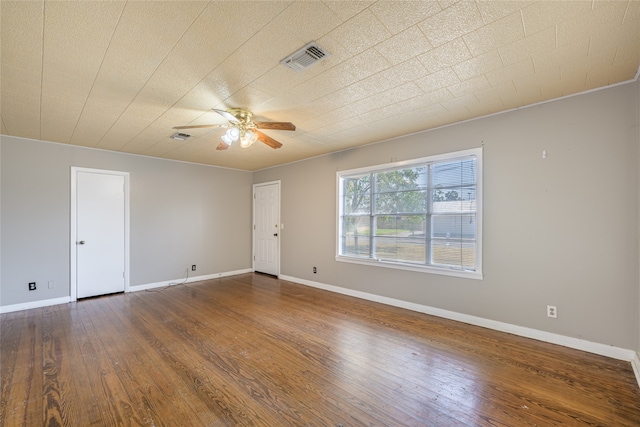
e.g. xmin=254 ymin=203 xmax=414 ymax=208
xmin=281 ymin=42 xmax=330 ymax=72
xmin=170 ymin=132 xmax=191 ymax=141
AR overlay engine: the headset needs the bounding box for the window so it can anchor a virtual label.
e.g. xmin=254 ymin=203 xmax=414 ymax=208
xmin=337 ymin=148 xmax=482 ymax=279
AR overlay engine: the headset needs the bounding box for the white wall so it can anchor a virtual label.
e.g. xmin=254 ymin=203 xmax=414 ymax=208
xmin=254 ymin=81 xmax=640 ymax=351
xmin=0 ymin=136 xmax=253 ymax=307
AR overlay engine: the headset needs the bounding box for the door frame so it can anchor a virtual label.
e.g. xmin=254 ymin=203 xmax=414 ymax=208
xmin=252 ymin=180 xmax=281 ymax=276
xmin=70 ymin=167 xmax=130 ymax=301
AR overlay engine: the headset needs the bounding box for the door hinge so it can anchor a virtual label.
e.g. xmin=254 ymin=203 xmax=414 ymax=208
xmin=253 ymin=193 xmax=256 ymax=199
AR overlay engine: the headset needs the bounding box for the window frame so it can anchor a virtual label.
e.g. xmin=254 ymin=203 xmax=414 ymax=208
xmin=335 ymin=148 xmax=483 ymax=280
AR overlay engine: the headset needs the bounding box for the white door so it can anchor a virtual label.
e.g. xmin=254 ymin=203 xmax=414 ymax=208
xmin=254 ymin=182 xmax=280 ymax=276
xmin=73 ymin=169 xmax=128 ymax=299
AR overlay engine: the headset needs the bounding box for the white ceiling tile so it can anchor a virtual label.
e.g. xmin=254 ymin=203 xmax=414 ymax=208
xmin=521 ymin=1 xmax=593 ymax=36
xmin=474 ymin=82 xmax=514 ymax=105
xmin=370 ymin=1 xmax=442 ymax=34
xmin=453 ymin=50 xmax=503 ymax=81
xmin=0 ymin=112 xmax=41 ymax=140
xmin=463 ymin=11 xmax=525 ymax=56
xmin=322 ymin=1 xmax=374 ymax=21
xmin=1 ymin=1 xmax=44 ymax=67
xmin=1 ymin=70 xmax=41 ymax=113
xmin=42 ymin=1 xmax=124 ymax=76
xmin=265 ymin=1 xmax=340 ymax=42
xmin=290 ymin=48 xmax=391 ymax=102
xmin=327 ymin=9 xmax=392 ymax=55
xmin=418 ymin=38 xmax=472 ymax=73
xmin=40 ymin=118 xmax=77 ymax=143
xmin=586 ymin=2 xmax=639 ymax=56
xmin=224 ymin=85 xmax=276 ymax=112
xmin=379 ymin=57 xmax=430 ymax=85
xmin=415 ymin=68 xmax=460 ymax=93
xmin=447 ymin=75 xmax=491 ymax=98
xmin=501 ymin=84 xmax=544 ymax=110
xmin=613 ymin=39 xmax=640 ymax=70
xmin=498 ymin=26 xmax=556 ymax=66
xmin=312 ymin=57 xmax=428 ymax=113
xmin=375 ymin=26 xmax=433 ymax=64
xmin=2 ymin=0 xmax=638 ymax=171
xmin=419 ymin=1 xmax=484 ymax=47
xmin=1 ymin=82 xmax=40 ymax=111
xmin=532 ymin=50 xmax=566 ymax=80
xmin=476 ymin=1 xmax=532 ymax=24
xmin=485 ymin=58 xmax=535 ymax=87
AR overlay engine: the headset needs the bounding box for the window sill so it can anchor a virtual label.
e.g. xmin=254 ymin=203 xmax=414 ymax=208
xmin=335 ymin=255 xmax=483 ymax=280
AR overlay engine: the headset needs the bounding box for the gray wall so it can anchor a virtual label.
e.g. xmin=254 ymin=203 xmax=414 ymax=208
xmin=1 ymin=136 xmax=253 ymax=306
xmin=2 ymin=81 xmax=638 ymax=352
xmin=255 ymin=81 xmax=640 ymax=350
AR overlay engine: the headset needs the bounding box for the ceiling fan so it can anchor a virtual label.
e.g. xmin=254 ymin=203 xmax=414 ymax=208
xmin=173 ymin=108 xmax=295 ymax=150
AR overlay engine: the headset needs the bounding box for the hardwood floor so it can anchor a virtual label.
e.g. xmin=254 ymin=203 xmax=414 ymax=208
xmin=1 ymin=273 xmax=639 ymax=426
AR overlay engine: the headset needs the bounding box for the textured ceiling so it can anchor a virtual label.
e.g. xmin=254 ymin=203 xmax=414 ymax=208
xmin=1 ymin=1 xmax=639 ymax=171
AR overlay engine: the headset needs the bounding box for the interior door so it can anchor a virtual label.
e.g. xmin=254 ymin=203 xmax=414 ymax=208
xmin=75 ymin=169 xmax=127 ymax=298
xmin=254 ymin=182 xmax=280 ymax=276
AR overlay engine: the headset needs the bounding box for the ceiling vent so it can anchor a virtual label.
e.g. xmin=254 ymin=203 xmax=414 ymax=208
xmin=170 ymin=132 xmax=191 ymax=141
xmin=280 ymin=42 xmax=330 ymax=72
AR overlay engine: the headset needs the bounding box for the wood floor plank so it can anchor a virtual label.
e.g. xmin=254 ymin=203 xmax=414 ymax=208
xmin=209 ymin=281 xmax=475 ymax=424
xmin=168 ymin=277 xmax=450 ymax=425
xmin=133 ymin=287 xmax=370 ymax=426
xmin=0 ymin=311 xmax=27 ymax=426
xmin=94 ymin=297 xmax=197 ymax=427
xmin=112 ymin=292 xmax=288 ymax=425
xmin=1 ymin=273 xmax=639 ymax=426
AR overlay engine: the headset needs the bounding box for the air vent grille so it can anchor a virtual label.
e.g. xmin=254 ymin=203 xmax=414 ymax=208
xmin=281 ymin=42 xmax=330 ymax=72
xmin=170 ymin=132 xmax=191 ymax=141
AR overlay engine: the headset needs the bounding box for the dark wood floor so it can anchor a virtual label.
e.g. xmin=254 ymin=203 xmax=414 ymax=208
xmin=1 ymin=273 xmax=639 ymax=426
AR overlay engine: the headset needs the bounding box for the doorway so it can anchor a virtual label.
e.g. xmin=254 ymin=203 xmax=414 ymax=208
xmin=253 ymin=181 xmax=280 ymax=276
xmin=71 ymin=167 xmax=129 ymax=300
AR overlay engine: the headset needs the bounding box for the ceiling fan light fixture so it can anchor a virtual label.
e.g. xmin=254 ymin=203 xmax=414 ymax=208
xmin=240 ymin=130 xmax=258 ymax=148
xmin=221 ymin=127 xmax=240 ymax=145
xmin=175 ymin=108 xmax=293 ymax=151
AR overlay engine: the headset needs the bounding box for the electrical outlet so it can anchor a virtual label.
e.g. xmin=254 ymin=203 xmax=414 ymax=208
xmin=313 ymin=266 xmax=317 ymax=274
xmin=191 ymin=265 xmax=196 ymax=271
xmin=547 ymin=305 xmax=557 ymax=318
xmin=48 ymin=280 xmax=55 ymax=289
xmin=28 ymin=282 xmax=36 ymax=291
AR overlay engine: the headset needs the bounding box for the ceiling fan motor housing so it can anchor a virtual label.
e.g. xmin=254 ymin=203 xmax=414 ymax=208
xmin=227 ymin=108 xmax=254 ymax=125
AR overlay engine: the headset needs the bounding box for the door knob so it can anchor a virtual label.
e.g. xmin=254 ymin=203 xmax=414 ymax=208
xmin=273 ymin=233 xmax=278 ymax=237
xmin=78 ymin=241 xmax=85 ymax=245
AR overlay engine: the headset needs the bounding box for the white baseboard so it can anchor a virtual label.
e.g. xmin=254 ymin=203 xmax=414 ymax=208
xmin=0 ymin=269 xmax=253 ymax=312
xmin=632 ymin=352 xmax=640 ymax=389
xmin=0 ymin=296 xmax=72 ymax=314
xmin=280 ymin=274 xmax=640 ymax=387
xmin=130 ymin=268 xmax=253 ymax=292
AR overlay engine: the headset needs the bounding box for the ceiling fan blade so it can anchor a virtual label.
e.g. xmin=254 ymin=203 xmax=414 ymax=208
xmin=256 ymin=130 xmax=283 ymax=149
xmin=216 ymin=141 xmax=230 ymax=151
xmin=212 ymin=109 xmax=240 ymax=123
xmin=172 ymin=124 xmax=225 ymax=130
xmin=254 ymin=121 xmax=296 ymax=131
